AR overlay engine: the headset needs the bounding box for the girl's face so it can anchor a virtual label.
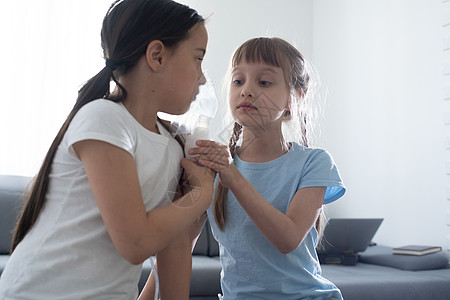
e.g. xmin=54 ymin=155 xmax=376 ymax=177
xmin=230 ymin=60 xmax=290 ymax=130
xmin=159 ymin=23 xmax=208 ymax=115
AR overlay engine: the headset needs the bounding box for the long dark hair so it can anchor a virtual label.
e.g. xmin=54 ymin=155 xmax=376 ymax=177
xmin=11 ymin=0 xmax=204 ymax=253
xmin=213 ymin=38 xmax=315 ymax=231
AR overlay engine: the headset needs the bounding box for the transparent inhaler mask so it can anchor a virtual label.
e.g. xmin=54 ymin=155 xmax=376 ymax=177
xmin=158 ymin=71 xmax=218 ymax=135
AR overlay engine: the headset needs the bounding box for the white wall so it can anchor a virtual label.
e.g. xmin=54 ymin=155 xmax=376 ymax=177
xmin=312 ymin=0 xmax=448 ymax=252
xmin=0 ymin=0 xmax=113 ymax=176
xmin=192 ymin=0 xmax=449 ymax=254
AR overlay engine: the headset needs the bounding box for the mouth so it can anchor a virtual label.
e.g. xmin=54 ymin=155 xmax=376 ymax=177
xmin=237 ymin=102 xmax=257 ymax=111
xmin=190 ymin=88 xmax=200 ymax=103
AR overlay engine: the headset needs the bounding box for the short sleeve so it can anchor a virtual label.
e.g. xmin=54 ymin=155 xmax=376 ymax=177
xmin=297 ymin=149 xmax=346 ymax=205
xmin=64 ymin=100 xmax=136 ymax=159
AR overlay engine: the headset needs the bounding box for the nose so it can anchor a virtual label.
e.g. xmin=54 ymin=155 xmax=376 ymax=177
xmin=198 ymin=72 xmax=206 ymax=86
xmin=241 ymin=82 xmax=254 ymax=98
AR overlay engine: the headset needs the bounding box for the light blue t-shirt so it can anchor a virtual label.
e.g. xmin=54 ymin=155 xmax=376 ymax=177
xmin=206 ymin=143 xmax=346 ymax=300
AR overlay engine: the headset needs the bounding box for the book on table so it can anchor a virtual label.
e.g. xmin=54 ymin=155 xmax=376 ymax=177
xmin=392 ymin=245 xmax=442 ymax=256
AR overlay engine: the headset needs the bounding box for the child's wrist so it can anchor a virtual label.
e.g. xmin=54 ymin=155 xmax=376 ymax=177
xmin=226 ymin=165 xmax=245 ymax=190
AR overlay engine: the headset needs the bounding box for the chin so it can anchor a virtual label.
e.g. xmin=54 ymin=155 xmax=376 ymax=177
xmin=235 ymin=119 xmax=262 ymax=129
xmin=171 ymin=108 xmax=190 ymax=116
xmin=165 ymin=99 xmax=193 ymax=116
xmin=182 ymin=100 xmax=195 ymax=114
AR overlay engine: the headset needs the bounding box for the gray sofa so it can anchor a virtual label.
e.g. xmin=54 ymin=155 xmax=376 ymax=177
xmin=1 ymin=175 xmax=450 ymax=300
xmin=0 ymin=175 xmax=32 ymax=278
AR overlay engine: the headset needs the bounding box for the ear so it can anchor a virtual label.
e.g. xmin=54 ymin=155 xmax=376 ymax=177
xmin=145 ymin=40 xmax=165 ymax=72
xmin=285 ymin=98 xmax=292 ymax=112
xmin=285 ymin=91 xmax=296 ymax=111
xmin=284 ymin=90 xmax=300 ymax=118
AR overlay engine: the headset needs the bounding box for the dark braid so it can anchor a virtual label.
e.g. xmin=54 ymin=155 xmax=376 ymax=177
xmin=228 ymin=122 xmax=242 ymax=154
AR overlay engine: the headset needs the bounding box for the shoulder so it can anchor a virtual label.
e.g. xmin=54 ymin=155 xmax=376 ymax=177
xmin=66 ymin=99 xmax=137 ymax=152
xmin=76 ymin=99 xmax=124 ymax=119
xmin=71 ymin=99 xmax=133 ymax=131
xmin=290 ymin=143 xmax=346 ymax=202
xmin=289 ymin=143 xmax=333 ymax=163
xmin=287 ymin=143 xmax=340 ymax=176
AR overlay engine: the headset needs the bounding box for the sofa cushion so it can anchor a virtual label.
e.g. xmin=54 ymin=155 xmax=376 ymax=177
xmin=0 ymin=175 xmax=32 ymax=254
xmin=193 ymin=221 xmax=210 ymax=256
xmin=190 ymin=256 xmax=221 ymax=297
xmin=206 ymin=221 xmax=219 ymax=257
xmin=193 ymin=220 xmax=219 ymax=257
xmin=358 ymin=245 xmax=449 ymax=271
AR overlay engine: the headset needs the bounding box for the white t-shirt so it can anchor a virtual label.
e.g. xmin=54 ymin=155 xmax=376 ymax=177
xmin=0 ymin=99 xmax=183 ymax=299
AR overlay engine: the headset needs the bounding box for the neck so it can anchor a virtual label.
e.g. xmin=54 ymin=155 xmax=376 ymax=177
xmin=121 ymin=97 xmax=159 ymax=133
xmin=238 ymin=126 xmax=289 ymax=163
xmin=117 ymin=61 xmax=161 ymax=134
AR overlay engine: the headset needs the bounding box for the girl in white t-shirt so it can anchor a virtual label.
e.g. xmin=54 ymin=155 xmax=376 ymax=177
xmin=0 ymin=0 xmax=213 ymax=299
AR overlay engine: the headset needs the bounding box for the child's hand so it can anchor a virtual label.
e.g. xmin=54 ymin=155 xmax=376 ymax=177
xmin=187 ymin=140 xmax=237 ymax=188
xmin=180 ymin=157 xmax=215 ymax=200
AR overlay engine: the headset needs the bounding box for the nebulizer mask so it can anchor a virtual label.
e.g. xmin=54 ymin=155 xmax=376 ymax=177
xmin=159 ymin=71 xmax=218 ymax=156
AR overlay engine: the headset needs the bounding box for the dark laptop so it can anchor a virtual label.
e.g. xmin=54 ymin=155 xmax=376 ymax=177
xmin=317 ymin=218 xmax=383 ymax=264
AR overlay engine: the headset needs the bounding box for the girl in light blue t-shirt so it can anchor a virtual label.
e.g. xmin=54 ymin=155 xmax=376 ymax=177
xmin=188 ymin=37 xmax=346 ymax=300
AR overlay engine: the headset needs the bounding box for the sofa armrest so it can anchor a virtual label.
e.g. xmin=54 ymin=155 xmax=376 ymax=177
xmin=0 ymin=175 xmax=32 ymax=254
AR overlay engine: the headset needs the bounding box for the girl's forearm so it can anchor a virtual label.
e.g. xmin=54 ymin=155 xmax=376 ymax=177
xmin=138 ymin=220 xmax=204 ymax=300
xmin=228 ymin=174 xmax=317 ymax=254
xmin=156 ymin=230 xmax=192 ymax=300
xmin=124 ymin=188 xmax=213 ymax=264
